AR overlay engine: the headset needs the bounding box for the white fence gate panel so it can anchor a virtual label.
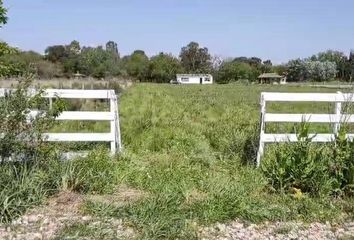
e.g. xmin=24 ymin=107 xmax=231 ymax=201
xmin=257 ymin=91 xmax=354 ymax=167
xmin=0 ymin=89 xmax=122 ymax=154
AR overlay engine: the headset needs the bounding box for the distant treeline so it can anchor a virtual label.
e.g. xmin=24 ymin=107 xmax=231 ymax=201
xmin=1 ymin=0 xmax=353 ymax=83
xmin=1 ymin=40 xmax=354 ymax=83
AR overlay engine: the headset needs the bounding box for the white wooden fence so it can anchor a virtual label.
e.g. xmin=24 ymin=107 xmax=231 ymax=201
xmin=256 ymin=91 xmax=354 ymax=167
xmin=0 ymin=89 xmax=122 ymax=154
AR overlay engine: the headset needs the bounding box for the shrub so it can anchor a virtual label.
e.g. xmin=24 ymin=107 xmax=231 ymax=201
xmin=0 ymin=77 xmax=66 ymax=223
xmin=0 ymin=77 xmax=65 ymax=163
xmin=329 ymin=127 xmax=354 ymax=196
xmin=262 ymin=122 xmax=354 ymax=197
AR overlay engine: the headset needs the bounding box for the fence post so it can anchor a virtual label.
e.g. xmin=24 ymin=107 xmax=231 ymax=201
xmin=256 ymin=94 xmax=266 ymax=167
xmin=110 ymin=91 xmax=117 ymax=154
xmin=113 ymin=91 xmax=122 ymax=152
xmin=334 ymin=91 xmax=342 ymax=135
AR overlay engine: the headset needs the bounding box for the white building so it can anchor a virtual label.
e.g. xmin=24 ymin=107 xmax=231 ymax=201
xmin=174 ymin=74 xmax=213 ymax=84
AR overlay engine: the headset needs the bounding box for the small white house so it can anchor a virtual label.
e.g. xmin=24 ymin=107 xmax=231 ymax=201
xmin=174 ymin=74 xmax=213 ymax=84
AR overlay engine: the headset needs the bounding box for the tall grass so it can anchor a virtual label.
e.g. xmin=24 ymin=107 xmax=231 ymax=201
xmin=79 ymin=84 xmax=352 ymax=239
xmin=2 ymin=83 xmax=352 ymax=239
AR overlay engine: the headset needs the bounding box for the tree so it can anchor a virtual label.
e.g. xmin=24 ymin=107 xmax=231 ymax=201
xmin=36 ymin=60 xmax=63 ymax=79
xmin=125 ymin=50 xmax=149 ymax=81
xmin=349 ymin=50 xmax=354 ymax=81
xmin=311 ymin=50 xmax=348 ymax=80
xmin=0 ymin=42 xmax=21 ymax=77
xmin=148 ymin=53 xmax=182 ymax=83
xmin=45 ymin=45 xmax=67 ymax=63
xmin=106 ymin=41 xmax=119 ymax=60
xmin=272 ymin=64 xmax=288 ymax=76
xmin=62 ymin=41 xmax=81 ymax=75
xmin=67 ymin=40 xmax=81 ymax=55
xmin=261 ymin=60 xmax=272 ymax=73
xmin=0 ymin=50 xmax=44 ymax=77
xmin=304 ymin=61 xmax=337 ymax=82
xmin=179 ymin=42 xmax=211 ymax=73
xmin=287 ymin=59 xmax=308 ymax=82
xmin=233 ymin=57 xmax=262 ymax=68
xmin=287 ymin=59 xmax=337 ymax=82
xmin=217 ymin=61 xmax=259 ymax=83
xmin=0 ymin=0 xmax=7 ymax=27
xmin=78 ymin=45 xmax=121 ymax=78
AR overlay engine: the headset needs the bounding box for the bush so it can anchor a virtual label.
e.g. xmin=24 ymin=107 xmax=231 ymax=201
xmin=0 ymin=77 xmax=66 ymax=223
xmin=262 ymin=123 xmax=354 ymax=197
xmin=0 ymin=77 xmax=65 ymax=163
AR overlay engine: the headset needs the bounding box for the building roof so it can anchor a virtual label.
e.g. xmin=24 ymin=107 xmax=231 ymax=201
xmin=258 ymin=73 xmax=283 ymax=79
xmin=177 ymin=74 xmax=212 ymax=77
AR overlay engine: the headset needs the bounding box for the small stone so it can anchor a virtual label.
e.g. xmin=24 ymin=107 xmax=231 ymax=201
xmin=81 ymin=216 xmax=91 ymax=221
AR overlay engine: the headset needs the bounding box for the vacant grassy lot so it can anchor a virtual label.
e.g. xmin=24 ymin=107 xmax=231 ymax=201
xmin=2 ymin=83 xmax=354 ymax=239
xmin=61 ymin=83 xmax=354 ymax=239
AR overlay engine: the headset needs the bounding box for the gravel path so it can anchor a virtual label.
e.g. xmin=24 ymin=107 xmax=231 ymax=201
xmin=199 ymin=220 xmax=354 ymax=240
xmin=2 ymin=191 xmax=354 ymax=239
xmin=0 ymin=191 xmax=135 ymax=240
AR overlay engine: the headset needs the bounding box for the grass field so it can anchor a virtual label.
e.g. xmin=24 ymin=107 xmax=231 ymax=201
xmin=2 ymin=83 xmax=354 ymax=239
xmin=53 ymin=83 xmax=354 ymax=239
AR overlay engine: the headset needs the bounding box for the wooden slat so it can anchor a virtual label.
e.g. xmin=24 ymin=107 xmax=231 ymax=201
xmin=261 ymin=133 xmax=335 ymax=142
xmin=44 ymin=89 xmax=113 ymax=99
xmin=262 ymin=92 xmax=354 ymax=102
xmin=264 ymin=113 xmax=354 ymax=123
xmin=0 ymin=88 xmax=113 ymax=99
xmin=261 ymin=133 xmax=354 ymax=143
xmin=30 ymin=111 xmax=114 ymax=121
xmin=44 ymin=133 xmax=114 ymax=142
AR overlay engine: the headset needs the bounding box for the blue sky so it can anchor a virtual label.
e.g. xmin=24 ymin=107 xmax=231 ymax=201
xmin=1 ymin=0 xmax=353 ymax=63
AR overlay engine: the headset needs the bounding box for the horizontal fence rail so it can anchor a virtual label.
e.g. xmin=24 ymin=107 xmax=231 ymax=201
xmin=257 ymin=91 xmax=354 ymax=167
xmin=0 ymin=88 xmax=122 ymax=154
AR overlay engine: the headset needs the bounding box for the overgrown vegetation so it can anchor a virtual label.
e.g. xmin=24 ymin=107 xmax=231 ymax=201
xmin=262 ymin=123 xmax=354 ymax=197
xmin=0 ymin=77 xmax=63 ymax=222
xmin=76 ymin=84 xmax=353 ymax=239
xmin=0 ymin=83 xmax=353 ymax=239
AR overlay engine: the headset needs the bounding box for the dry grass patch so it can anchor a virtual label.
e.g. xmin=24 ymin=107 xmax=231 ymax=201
xmin=85 ymin=184 xmax=148 ymax=207
xmin=184 ymin=189 xmax=209 ymax=205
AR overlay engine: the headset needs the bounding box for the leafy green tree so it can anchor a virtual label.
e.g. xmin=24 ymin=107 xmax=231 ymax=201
xmin=217 ymin=61 xmax=259 ymax=83
xmin=106 ymin=41 xmax=119 ymax=60
xmin=0 ymin=42 xmax=21 ymax=77
xmin=179 ymin=42 xmax=211 ymax=73
xmin=45 ymin=45 xmax=67 ymax=63
xmin=79 ymin=46 xmax=106 ymax=78
xmin=148 ymin=52 xmax=182 ymax=83
xmin=311 ymin=50 xmax=348 ymax=80
xmin=287 ymin=59 xmax=308 ymax=82
xmin=125 ymin=50 xmax=149 ymax=81
xmin=272 ymin=64 xmax=288 ymax=76
xmin=0 ymin=50 xmax=42 ymax=77
xmin=349 ymin=51 xmax=354 ymax=81
xmin=233 ymin=57 xmax=262 ymax=68
xmin=36 ymin=60 xmax=63 ymax=79
xmin=67 ymin=40 xmax=81 ymax=55
xmin=0 ymin=0 xmax=7 ymax=27
xmin=78 ymin=45 xmax=121 ymax=78
xmin=287 ymin=59 xmax=337 ymax=82
xmin=261 ymin=60 xmax=272 ymax=73
xmin=62 ymin=41 xmax=81 ymax=75
xmin=304 ymin=61 xmax=337 ymax=82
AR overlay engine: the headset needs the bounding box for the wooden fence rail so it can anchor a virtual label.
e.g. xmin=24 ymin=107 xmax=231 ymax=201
xmin=257 ymin=91 xmax=354 ymax=167
xmin=0 ymin=89 xmax=122 ymax=154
